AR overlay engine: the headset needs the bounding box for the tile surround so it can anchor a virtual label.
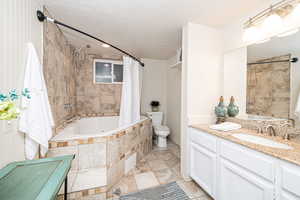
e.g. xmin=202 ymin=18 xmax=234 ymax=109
xmin=43 ymin=8 xmax=77 ymax=134
xmin=50 ymin=119 xmax=153 ymax=200
xmin=76 ymin=56 xmax=122 ymax=117
xmin=247 ymin=55 xmax=291 ymax=118
xmin=43 ymin=8 xmax=123 ymax=134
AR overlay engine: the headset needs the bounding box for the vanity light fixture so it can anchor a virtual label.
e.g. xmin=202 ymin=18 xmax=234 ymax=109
xmin=242 ymin=19 xmax=266 ymax=43
xmin=243 ymin=0 xmax=300 ymax=43
xmin=262 ymin=12 xmax=283 ymax=36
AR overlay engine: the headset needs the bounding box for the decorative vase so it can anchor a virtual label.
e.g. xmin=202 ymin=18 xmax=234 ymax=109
xmin=227 ymin=96 xmax=239 ymax=117
xmin=215 ymin=96 xmax=227 ymax=118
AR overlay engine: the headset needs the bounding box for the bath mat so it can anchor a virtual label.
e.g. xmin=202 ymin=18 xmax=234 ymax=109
xmin=120 ymin=182 xmax=190 ymax=200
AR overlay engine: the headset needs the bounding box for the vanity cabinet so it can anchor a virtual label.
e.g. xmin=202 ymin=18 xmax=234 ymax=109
xmin=219 ymin=158 xmax=274 ymax=200
xmin=190 ymin=128 xmax=217 ymax=197
xmin=189 ymin=127 xmax=300 ymax=200
xmin=278 ymin=162 xmax=300 ymax=200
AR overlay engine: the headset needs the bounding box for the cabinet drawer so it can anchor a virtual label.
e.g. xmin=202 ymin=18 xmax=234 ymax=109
xmin=220 ymin=140 xmax=275 ymax=182
xmin=190 ymin=128 xmax=217 ymax=153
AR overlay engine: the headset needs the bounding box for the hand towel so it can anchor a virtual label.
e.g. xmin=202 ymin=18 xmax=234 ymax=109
xmin=19 ymin=43 xmax=54 ymax=159
xmin=209 ymin=122 xmax=242 ymax=132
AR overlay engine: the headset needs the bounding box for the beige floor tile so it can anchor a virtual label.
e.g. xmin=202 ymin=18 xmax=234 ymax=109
xmin=134 ymin=160 xmax=152 ymax=174
xmin=153 ymin=151 xmax=175 ymax=161
xmin=153 ymin=168 xmax=181 ymax=184
xmin=147 ymin=159 xmax=169 ymax=170
xmin=177 ymin=180 xmax=207 ymax=199
xmin=171 ymin=163 xmax=181 ymax=177
xmin=134 ymin=172 xmax=160 ymax=190
xmin=164 ymin=156 xmax=180 ymax=168
xmin=144 ymin=152 xmax=157 ymax=162
xmin=115 ymin=175 xmax=138 ymax=196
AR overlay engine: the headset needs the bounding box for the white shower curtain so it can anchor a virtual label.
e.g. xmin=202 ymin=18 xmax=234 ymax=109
xmin=119 ymin=56 xmax=141 ymax=127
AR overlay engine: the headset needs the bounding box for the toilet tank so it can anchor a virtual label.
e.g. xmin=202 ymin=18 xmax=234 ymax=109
xmin=146 ymin=112 xmax=163 ymax=126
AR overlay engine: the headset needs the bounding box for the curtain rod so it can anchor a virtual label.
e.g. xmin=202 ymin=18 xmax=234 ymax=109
xmin=36 ymin=10 xmax=145 ymax=67
xmin=247 ymin=57 xmax=298 ymax=65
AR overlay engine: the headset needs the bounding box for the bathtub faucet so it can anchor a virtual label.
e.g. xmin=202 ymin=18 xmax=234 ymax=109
xmin=64 ymin=103 xmax=73 ymax=110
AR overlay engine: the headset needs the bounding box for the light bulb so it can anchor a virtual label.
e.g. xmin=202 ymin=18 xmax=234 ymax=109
xmin=287 ymin=3 xmax=300 ymax=28
xmin=277 ymin=3 xmax=300 ymax=38
xmin=291 ymin=3 xmax=300 ymax=20
xmin=262 ymin=13 xmax=283 ymax=36
xmin=243 ymin=26 xmax=265 ymax=43
xmin=102 ymin=43 xmax=110 ymax=48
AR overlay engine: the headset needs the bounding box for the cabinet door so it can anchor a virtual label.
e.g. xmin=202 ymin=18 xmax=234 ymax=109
xmin=190 ymin=142 xmax=216 ymax=197
xmin=219 ymin=158 xmax=274 ymax=200
xmin=278 ymin=162 xmax=300 ymax=200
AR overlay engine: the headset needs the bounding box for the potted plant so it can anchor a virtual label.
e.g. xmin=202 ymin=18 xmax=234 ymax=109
xmin=150 ymin=101 xmax=160 ymax=112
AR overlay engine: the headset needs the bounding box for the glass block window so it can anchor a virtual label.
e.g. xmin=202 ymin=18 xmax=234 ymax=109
xmin=94 ymin=59 xmax=123 ymax=83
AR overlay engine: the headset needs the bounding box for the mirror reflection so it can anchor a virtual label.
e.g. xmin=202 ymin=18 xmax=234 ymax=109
xmin=247 ymin=31 xmax=300 ymax=124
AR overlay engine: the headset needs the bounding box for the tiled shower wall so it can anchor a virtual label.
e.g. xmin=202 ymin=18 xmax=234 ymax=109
xmin=247 ymin=54 xmax=291 ymax=118
xmin=43 ymin=8 xmax=77 ymax=132
xmin=76 ymin=55 xmax=122 ymax=117
xmin=43 ymin=9 xmax=123 ymax=132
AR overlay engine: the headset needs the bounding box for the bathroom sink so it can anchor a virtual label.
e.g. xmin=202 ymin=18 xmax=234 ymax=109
xmin=232 ymin=133 xmax=293 ymax=150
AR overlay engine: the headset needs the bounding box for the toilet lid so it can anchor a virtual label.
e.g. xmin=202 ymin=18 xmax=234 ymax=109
xmin=154 ymin=125 xmax=170 ymax=132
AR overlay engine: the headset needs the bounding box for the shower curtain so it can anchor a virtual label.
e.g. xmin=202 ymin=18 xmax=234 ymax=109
xmin=119 ymin=56 xmax=141 ymax=127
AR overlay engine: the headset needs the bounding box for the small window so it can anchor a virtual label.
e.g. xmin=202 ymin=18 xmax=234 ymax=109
xmin=94 ymin=59 xmax=123 ymax=84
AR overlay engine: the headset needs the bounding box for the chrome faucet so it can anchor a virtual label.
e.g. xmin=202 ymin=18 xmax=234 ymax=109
xmin=265 ymin=125 xmax=276 ymax=136
xmin=64 ymin=103 xmax=72 ymax=109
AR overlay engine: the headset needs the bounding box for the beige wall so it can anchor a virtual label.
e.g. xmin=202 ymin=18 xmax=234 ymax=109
xmin=0 ymin=0 xmax=43 ymax=167
xmin=166 ymin=56 xmax=182 ymax=146
xmin=141 ymin=58 xmax=168 ymax=124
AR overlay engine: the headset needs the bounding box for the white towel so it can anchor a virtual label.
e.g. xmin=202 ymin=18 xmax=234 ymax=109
xmin=209 ymin=122 xmax=241 ymax=132
xmin=19 ymin=43 xmax=54 ymax=160
xmin=295 ymin=93 xmax=300 ymax=119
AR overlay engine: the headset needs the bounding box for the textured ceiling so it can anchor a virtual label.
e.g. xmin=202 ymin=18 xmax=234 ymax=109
xmin=44 ymin=0 xmax=271 ymax=59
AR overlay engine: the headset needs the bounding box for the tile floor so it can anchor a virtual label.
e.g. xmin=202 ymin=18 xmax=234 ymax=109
xmin=107 ymin=141 xmax=213 ymax=200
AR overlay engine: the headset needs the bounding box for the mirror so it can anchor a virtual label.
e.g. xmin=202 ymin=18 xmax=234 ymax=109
xmin=247 ymin=31 xmax=300 ymax=122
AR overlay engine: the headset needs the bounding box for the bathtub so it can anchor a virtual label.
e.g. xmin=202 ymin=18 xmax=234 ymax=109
xmin=47 ymin=115 xmax=152 ymax=198
xmin=51 ymin=115 xmax=148 ymax=141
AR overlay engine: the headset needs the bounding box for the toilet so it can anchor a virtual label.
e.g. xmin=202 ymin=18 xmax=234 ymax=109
xmin=146 ymin=112 xmax=170 ymax=148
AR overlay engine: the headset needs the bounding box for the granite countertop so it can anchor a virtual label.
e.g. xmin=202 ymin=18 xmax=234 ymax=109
xmin=191 ymin=124 xmax=300 ymax=166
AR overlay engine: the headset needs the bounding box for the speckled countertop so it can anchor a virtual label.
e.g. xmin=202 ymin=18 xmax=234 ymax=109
xmin=191 ymin=124 xmax=300 ymax=166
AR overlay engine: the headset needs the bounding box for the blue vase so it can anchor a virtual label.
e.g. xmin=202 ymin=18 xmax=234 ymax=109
xmin=215 ymin=96 xmax=227 ymax=118
xmin=227 ymin=96 xmax=239 ymax=117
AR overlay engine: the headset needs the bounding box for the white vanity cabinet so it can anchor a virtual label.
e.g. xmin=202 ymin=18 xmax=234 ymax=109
xmin=190 ymin=128 xmax=217 ymax=197
xmin=189 ymin=127 xmax=300 ymax=200
xmin=278 ymin=161 xmax=300 ymax=200
xmin=218 ymin=140 xmax=275 ymax=200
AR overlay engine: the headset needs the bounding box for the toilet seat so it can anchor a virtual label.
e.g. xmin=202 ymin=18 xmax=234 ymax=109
xmin=154 ymin=125 xmax=170 ymax=136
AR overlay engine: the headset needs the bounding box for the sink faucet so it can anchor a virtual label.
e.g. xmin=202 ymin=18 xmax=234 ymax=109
xmin=265 ymin=125 xmax=276 ymax=136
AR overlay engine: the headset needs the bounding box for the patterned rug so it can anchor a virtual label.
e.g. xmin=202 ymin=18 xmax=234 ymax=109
xmin=120 ymin=182 xmax=190 ymax=200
